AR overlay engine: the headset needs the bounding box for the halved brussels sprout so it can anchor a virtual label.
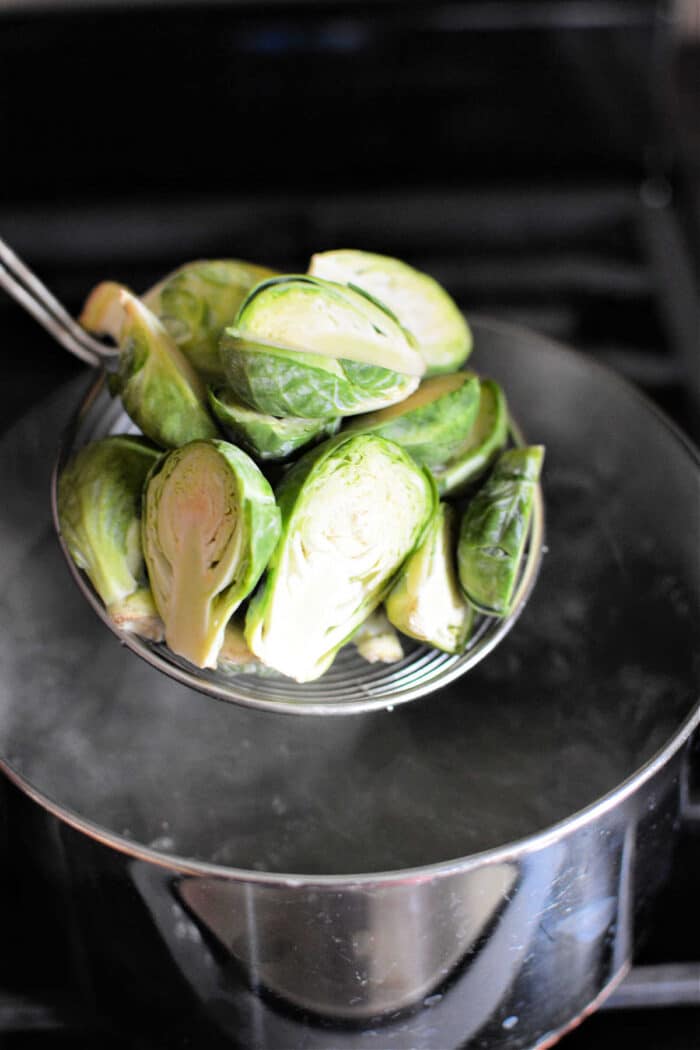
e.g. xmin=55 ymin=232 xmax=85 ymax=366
xmin=245 ymin=433 xmax=436 ymax=682
xmin=80 ymin=284 xmax=219 ymax=448
xmin=386 ymin=503 xmax=473 ymax=654
xmin=208 ymin=386 xmax=339 ymax=461
xmin=78 ymin=280 xmax=124 ymax=342
xmin=352 ymin=608 xmax=404 ymax=664
xmin=344 ymin=372 xmax=481 ymax=468
xmin=431 ymin=379 xmax=509 ymax=495
xmin=220 ymin=275 xmax=424 ymax=419
xmin=143 ymin=259 xmax=276 ymax=380
xmin=57 ymin=435 xmax=160 ymax=611
xmin=458 ymin=446 xmax=544 ymax=617
xmin=108 ymin=587 xmax=165 ymax=642
xmin=142 ymin=439 xmax=281 ymax=669
xmin=308 ymin=250 xmax=472 ymax=376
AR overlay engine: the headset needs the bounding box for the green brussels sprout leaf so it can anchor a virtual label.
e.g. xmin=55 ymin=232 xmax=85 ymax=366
xmin=458 ymin=445 xmax=544 ymax=617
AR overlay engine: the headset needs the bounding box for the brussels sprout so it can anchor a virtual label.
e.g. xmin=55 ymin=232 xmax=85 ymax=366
xmin=143 ymin=259 xmax=276 ymax=380
xmin=220 ymin=275 xmax=424 ymax=419
xmin=431 ymin=379 xmax=509 ymax=495
xmin=57 ymin=436 xmax=160 ymax=610
xmin=344 ymin=372 xmax=481 ymax=468
xmin=217 ymin=618 xmax=265 ymax=675
xmin=80 ymin=284 xmax=219 ymax=448
xmin=308 ymin=250 xmax=472 ymax=376
xmin=457 ymin=445 xmax=544 ymax=617
xmin=78 ymin=280 xmax=125 ymax=342
xmin=208 ymin=386 xmax=340 ymax=461
xmin=142 ymin=439 xmax=281 ymax=669
xmin=108 ymin=587 xmax=165 ymax=642
xmin=386 ymin=503 xmax=473 ymax=654
xmin=245 ymin=433 xmax=436 ymax=682
xmin=352 ymin=608 xmax=404 ymax=664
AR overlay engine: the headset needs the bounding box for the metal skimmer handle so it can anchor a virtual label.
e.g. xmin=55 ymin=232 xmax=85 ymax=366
xmin=0 ymin=236 xmax=117 ymax=368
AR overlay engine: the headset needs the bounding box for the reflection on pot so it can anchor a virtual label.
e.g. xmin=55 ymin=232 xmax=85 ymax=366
xmin=127 ymin=818 xmax=642 ymax=1050
xmin=176 ymin=862 xmax=519 ymax=1019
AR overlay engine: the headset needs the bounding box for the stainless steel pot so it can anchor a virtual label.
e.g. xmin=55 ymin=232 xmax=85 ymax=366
xmin=1 ymin=320 xmax=698 ymax=1049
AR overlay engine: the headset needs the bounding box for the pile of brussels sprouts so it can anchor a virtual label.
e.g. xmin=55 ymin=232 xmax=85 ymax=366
xmin=58 ymin=251 xmax=543 ymax=684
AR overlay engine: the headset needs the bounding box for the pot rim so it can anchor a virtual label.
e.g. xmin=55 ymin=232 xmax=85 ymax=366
xmin=2 ymin=317 xmax=699 ymax=888
xmin=3 ymin=700 xmax=699 ymax=887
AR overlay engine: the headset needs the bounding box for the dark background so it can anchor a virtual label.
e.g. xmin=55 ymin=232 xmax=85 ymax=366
xmin=1 ymin=1 xmax=699 ymax=1047
xmin=1 ymin=0 xmax=699 ymax=436
xmin=0 ymin=1 xmax=674 ymax=198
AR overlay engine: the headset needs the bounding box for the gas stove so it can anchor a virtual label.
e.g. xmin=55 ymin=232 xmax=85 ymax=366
xmin=1 ymin=1 xmax=699 ymax=1046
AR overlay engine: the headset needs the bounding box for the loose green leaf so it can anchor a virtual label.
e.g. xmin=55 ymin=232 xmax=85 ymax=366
xmin=457 ymin=446 xmax=544 ymax=616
